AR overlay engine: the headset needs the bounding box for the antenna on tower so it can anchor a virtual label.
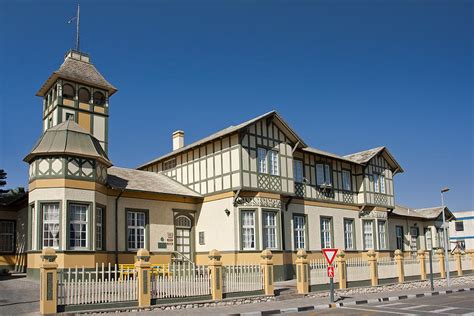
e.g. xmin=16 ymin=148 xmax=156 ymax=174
xmin=67 ymin=3 xmax=81 ymax=51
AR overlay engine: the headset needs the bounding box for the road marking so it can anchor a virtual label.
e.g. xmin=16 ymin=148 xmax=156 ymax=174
xmin=402 ymin=304 xmax=430 ymax=310
xmin=431 ymin=306 xmax=458 ymax=313
xmin=341 ymin=306 xmax=416 ymax=315
xmin=374 ymin=302 xmax=407 ymax=307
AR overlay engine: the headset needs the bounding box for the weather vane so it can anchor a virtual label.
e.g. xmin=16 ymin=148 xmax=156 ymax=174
xmin=67 ymin=3 xmax=80 ymax=51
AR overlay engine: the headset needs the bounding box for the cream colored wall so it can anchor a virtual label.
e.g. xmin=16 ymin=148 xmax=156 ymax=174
xmin=387 ymin=217 xmax=434 ymax=251
xmin=194 ymin=197 xmax=236 ymax=252
xmin=363 ymin=154 xmax=395 ymax=207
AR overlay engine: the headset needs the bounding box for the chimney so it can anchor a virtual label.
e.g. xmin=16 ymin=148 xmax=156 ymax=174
xmin=172 ymin=130 xmax=184 ymax=151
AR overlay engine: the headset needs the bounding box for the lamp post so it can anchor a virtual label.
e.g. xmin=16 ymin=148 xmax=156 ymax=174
xmin=441 ymin=187 xmax=450 ymax=287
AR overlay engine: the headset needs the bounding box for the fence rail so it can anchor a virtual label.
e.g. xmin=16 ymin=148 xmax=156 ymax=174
xmin=223 ymin=264 xmax=263 ymax=293
xmin=346 ymin=257 xmax=370 ymax=282
xmin=58 ymin=263 xmax=137 ymax=305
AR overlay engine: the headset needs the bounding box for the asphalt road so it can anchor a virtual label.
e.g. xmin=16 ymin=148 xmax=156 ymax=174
xmin=0 ymin=274 xmax=39 ymax=315
xmin=295 ymin=291 xmax=474 ymax=315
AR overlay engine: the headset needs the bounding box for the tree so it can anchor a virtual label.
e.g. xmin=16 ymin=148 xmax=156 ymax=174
xmin=0 ymin=169 xmax=7 ymax=193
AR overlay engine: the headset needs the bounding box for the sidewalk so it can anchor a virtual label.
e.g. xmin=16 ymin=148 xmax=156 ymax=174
xmin=103 ymin=276 xmax=474 ymax=315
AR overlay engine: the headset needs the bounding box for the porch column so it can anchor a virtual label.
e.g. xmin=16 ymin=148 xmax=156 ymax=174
xmin=208 ymin=249 xmax=223 ymax=301
xmin=39 ymin=248 xmax=58 ymax=315
xmin=260 ymin=249 xmax=274 ymax=296
xmin=336 ymin=250 xmax=347 ymax=289
xmin=295 ymin=249 xmax=309 ymax=294
xmin=367 ymin=250 xmax=378 ymax=286
xmin=418 ymin=250 xmax=427 ymax=280
xmin=437 ymin=249 xmax=446 ymax=278
xmin=135 ymin=249 xmax=151 ymax=308
xmin=395 ymin=250 xmax=405 ymax=283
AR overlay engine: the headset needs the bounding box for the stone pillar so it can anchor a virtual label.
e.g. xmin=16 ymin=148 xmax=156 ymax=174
xmin=208 ymin=249 xmax=223 ymax=301
xmin=295 ymin=249 xmax=309 ymax=294
xmin=437 ymin=249 xmax=446 ymax=278
xmin=336 ymin=250 xmax=347 ymax=289
xmin=40 ymin=248 xmax=58 ymax=315
xmin=135 ymin=249 xmax=151 ymax=308
xmin=395 ymin=250 xmax=405 ymax=283
xmin=467 ymin=249 xmax=474 ymax=269
xmin=367 ymin=250 xmax=378 ymax=286
xmin=261 ymin=249 xmax=274 ymax=296
xmin=454 ymin=248 xmax=463 ymax=277
xmin=418 ymin=250 xmax=427 ymax=280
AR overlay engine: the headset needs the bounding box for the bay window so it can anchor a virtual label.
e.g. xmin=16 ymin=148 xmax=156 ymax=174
xmin=241 ymin=210 xmax=256 ymax=250
xmin=69 ymin=203 xmax=89 ymax=249
xmin=380 ymin=175 xmax=386 ymax=193
xmin=373 ymin=174 xmax=380 ymax=192
xmin=43 ymin=203 xmax=60 ymax=249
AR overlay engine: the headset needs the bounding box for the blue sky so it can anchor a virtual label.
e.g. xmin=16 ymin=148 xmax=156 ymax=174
xmin=0 ymin=0 xmax=472 ymax=211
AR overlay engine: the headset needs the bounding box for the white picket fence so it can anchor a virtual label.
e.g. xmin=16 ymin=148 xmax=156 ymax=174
xmin=346 ymin=257 xmax=370 ymax=282
xmin=223 ymin=264 xmax=263 ymax=293
xmin=378 ymin=257 xmax=398 ymax=280
xmin=58 ymin=263 xmax=137 ymax=305
xmin=309 ymin=258 xmax=339 ymax=284
xmin=151 ymin=262 xmax=210 ymax=299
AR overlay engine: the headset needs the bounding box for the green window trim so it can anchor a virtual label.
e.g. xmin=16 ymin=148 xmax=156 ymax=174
xmin=362 ymin=219 xmax=375 ymax=250
xmin=95 ymin=204 xmax=107 ymax=251
xmin=38 ymin=200 xmax=63 ymax=251
xmin=66 ymin=200 xmax=93 ymax=251
xmin=125 ymin=208 xmax=150 ymax=251
xmin=343 ymin=217 xmax=356 ymax=250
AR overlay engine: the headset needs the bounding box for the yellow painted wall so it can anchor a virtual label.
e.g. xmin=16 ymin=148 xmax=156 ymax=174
xmin=78 ymin=112 xmax=91 ymax=133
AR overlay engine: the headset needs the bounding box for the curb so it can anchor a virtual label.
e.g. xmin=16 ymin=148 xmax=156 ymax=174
xmin=237 ymin=287 xmax=474 ymax=315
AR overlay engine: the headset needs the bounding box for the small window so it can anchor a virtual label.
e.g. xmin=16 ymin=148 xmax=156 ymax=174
xmin=78 ymin=88 xmax=90 ymax=103
xmin=199 ymin=232 xmax=205 ymax=245
xmin=320 ymin=217 xmax=332 ymax=248
xmin=0 ymin=221 xmax=15 ymax=253
xmin=63 ymin=84 xmax=75 ymax=100
xmin=93 ymin=91 xmax=106 ymax=105
xmin=66 ymin=113 xmax=75 ymax=121
xmin=455 ymin=221 xmax=464 ymax=231
xmin=163 ymin=158 xmax=176 ymax=171
xmin=343 ymin=219 xmax=355 ymax=250
xmin=316 ymin=163 xmax=332 ymax=186
xmin=293 ymin=215 xmax=305 ymax=249
xmin=294 ymin=160 xmax=303 ymax=183
xmin=342 ymin=170 xmax=351 ymax=191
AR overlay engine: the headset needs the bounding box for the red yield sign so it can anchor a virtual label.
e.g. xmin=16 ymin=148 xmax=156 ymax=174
xmin=327 ymin=266 xmax=335 ymax=278
xmin=322 ymin=248 xmax=338 ymax=265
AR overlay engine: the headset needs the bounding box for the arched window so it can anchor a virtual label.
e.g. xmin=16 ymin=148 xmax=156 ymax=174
xmin=93 ymin=91 xmax=106 ymax=105
xmin=175 ymin=215 xmax=192 ymax=228
xmin=63 ymin=84 xmax=75 ymax=100
xmin=78 ymin=88 xmax=90 ymax=103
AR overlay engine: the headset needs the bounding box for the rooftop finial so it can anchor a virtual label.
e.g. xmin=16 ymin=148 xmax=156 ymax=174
xmin=67 ymin=3 xmax=81 ymax=51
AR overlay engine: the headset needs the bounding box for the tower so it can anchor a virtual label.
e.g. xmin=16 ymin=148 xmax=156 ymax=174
xmin=36 ymin=50 xmax=117 ymax=153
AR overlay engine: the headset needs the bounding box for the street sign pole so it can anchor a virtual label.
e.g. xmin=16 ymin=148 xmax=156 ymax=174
xmin=429 ymin=249 xmax=434 ymax=291
xmin=322 ymin=249 xmax=338 ymax=305
xmin=329 ymin=268 xmax=334 ymax=303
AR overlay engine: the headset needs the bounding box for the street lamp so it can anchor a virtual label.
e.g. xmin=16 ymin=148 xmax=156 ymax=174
xmin=441 ymin=187 xmax=450 ymax=287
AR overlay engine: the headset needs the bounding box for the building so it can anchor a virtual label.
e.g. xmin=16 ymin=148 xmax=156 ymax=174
xmin=450 ymin=210 xmax=474 ymax=250
xmin=22 ymin=49 xmax=455 ymax=281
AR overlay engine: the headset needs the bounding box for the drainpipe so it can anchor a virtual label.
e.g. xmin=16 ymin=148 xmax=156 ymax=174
xmin=282 ymin=197 xmax=293 ymax=251
xmin=115 ymin=188 xmax=125 ymax=265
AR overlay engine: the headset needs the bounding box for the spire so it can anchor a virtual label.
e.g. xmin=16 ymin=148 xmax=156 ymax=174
xmin=67 ymin=3 xmax=81 ymax=52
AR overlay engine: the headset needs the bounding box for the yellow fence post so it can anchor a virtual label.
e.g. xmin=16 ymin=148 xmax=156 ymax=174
xmin=418 ymin=250 xmax=427 ymax=280
xmin=295 ymin=249 xmax=309 ymax=294
xmin=468 ymin=249 xmax=474 ymax=270
xmin=135 ymin=249 xmax=151 ymax=308
xmin=367 ymin=250 xmax=378 ymax=286
xmin=208 ymin=249 xmax=223 ymax=301
xmin=39 ymin=248 xmax=58 ymax=315
xmin=336 ymin=250 xmax=347 ymax=289
xmin=454 ymin=248 xmax=463 ymax=277
xmin=395 ymin=250 xmax=405 ymax=283
xmin=437 ymin=249 xmax=446 ymax=278
xmin=261 ymin=249 xmax=274 ymax=296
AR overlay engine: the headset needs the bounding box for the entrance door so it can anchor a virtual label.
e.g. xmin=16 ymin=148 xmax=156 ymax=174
xmin=175 ymin=215 xmax=192 ymax=261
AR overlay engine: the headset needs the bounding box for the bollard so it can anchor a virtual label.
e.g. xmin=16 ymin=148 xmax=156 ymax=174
xmin=208 ymin=249 xmax=223 ymax=300
xmin=454 ymin=248 xmax=463 ymax=277
xmin=395 ymin=249 xmax=405 ymax=283
xmin=418 ymin=250 xmax=427 ymax=280
xmin=40 ymin=248 xmax=58 ymax=315
xmin=260 ymin=249 xmax=275 ymax=296
xmin=135 ymin=249 xmax=151 ymax=308
xmin=295 ymin=249 xmax=309 ymax=294
xmin=437 ymin=249 xmax=446 ymax=279
xmin=336 ymin=250 xmax=347 ymax=289
xmin=367 ymin=250 xmax=378 ymax=286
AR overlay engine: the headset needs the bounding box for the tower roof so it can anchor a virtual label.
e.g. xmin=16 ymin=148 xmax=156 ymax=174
xmin=36 ymin=50 xmax=117 ymax=97
xmin=24 ymin=120 xmax=112 ymax=167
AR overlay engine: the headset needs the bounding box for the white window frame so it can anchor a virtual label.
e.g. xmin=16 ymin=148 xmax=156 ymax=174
xmin=127 ymin=211 xmax=146 ymax=251
xmin=0 ymin=221 xmax=15 ymax=253
xmin=320 ymin=217 xmax=332 ymax=249
xmin=262 ymin=210 xmax=278 ymax=249
xmin=293 ymin=215 xmax=306 ymax=250
xmin=269 ymin=150 xmax=279 ymax=176
xmin=294 ymin=160 xmax=303 ymax=183
xmin=96 ymin=206 xmax=103 ymax=250
xmin=241 ymin=210 xmax=256 ymax=250
xmin=343 ymin=218 xmax=355 ymax=250
xmin=379 ymin=174 xmax=386 ymax=194
xmin=342 ymin=170 xmax=352 ymax=191
xmin=373 ymin=174 xmax=380 ymax=193
xmin=42 ymin=203 xmax=60 ymax=249
xmin=316 ymin=164 xmax=332 ymax=186
xmin=69 ymin=203 xmax=89 ymax=250
xmin=257 ymin=148 xmax=268 ymax=174
xmin=377 ymin=220 xmax=387 ymax=250
xmin=363 ymin=220 xmax=374 ymax=250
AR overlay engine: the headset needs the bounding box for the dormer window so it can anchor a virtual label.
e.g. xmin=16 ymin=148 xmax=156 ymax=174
xmin=257 ymin=147 xmax=279 ymax=176
xmin=163 ymin=158 xmax=176 ymax=171
xmin=373 ymin=173 xmax=386 ymax=193
xmin=316 ymin=163 xmax=332 ymax=187
xmin=63 ymin=84 xmax=75 ymax=100
xmin=93 ymin=91 xmax=106 ymax=106
xmin=78 ymin=87 xmax=90 ymax=103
